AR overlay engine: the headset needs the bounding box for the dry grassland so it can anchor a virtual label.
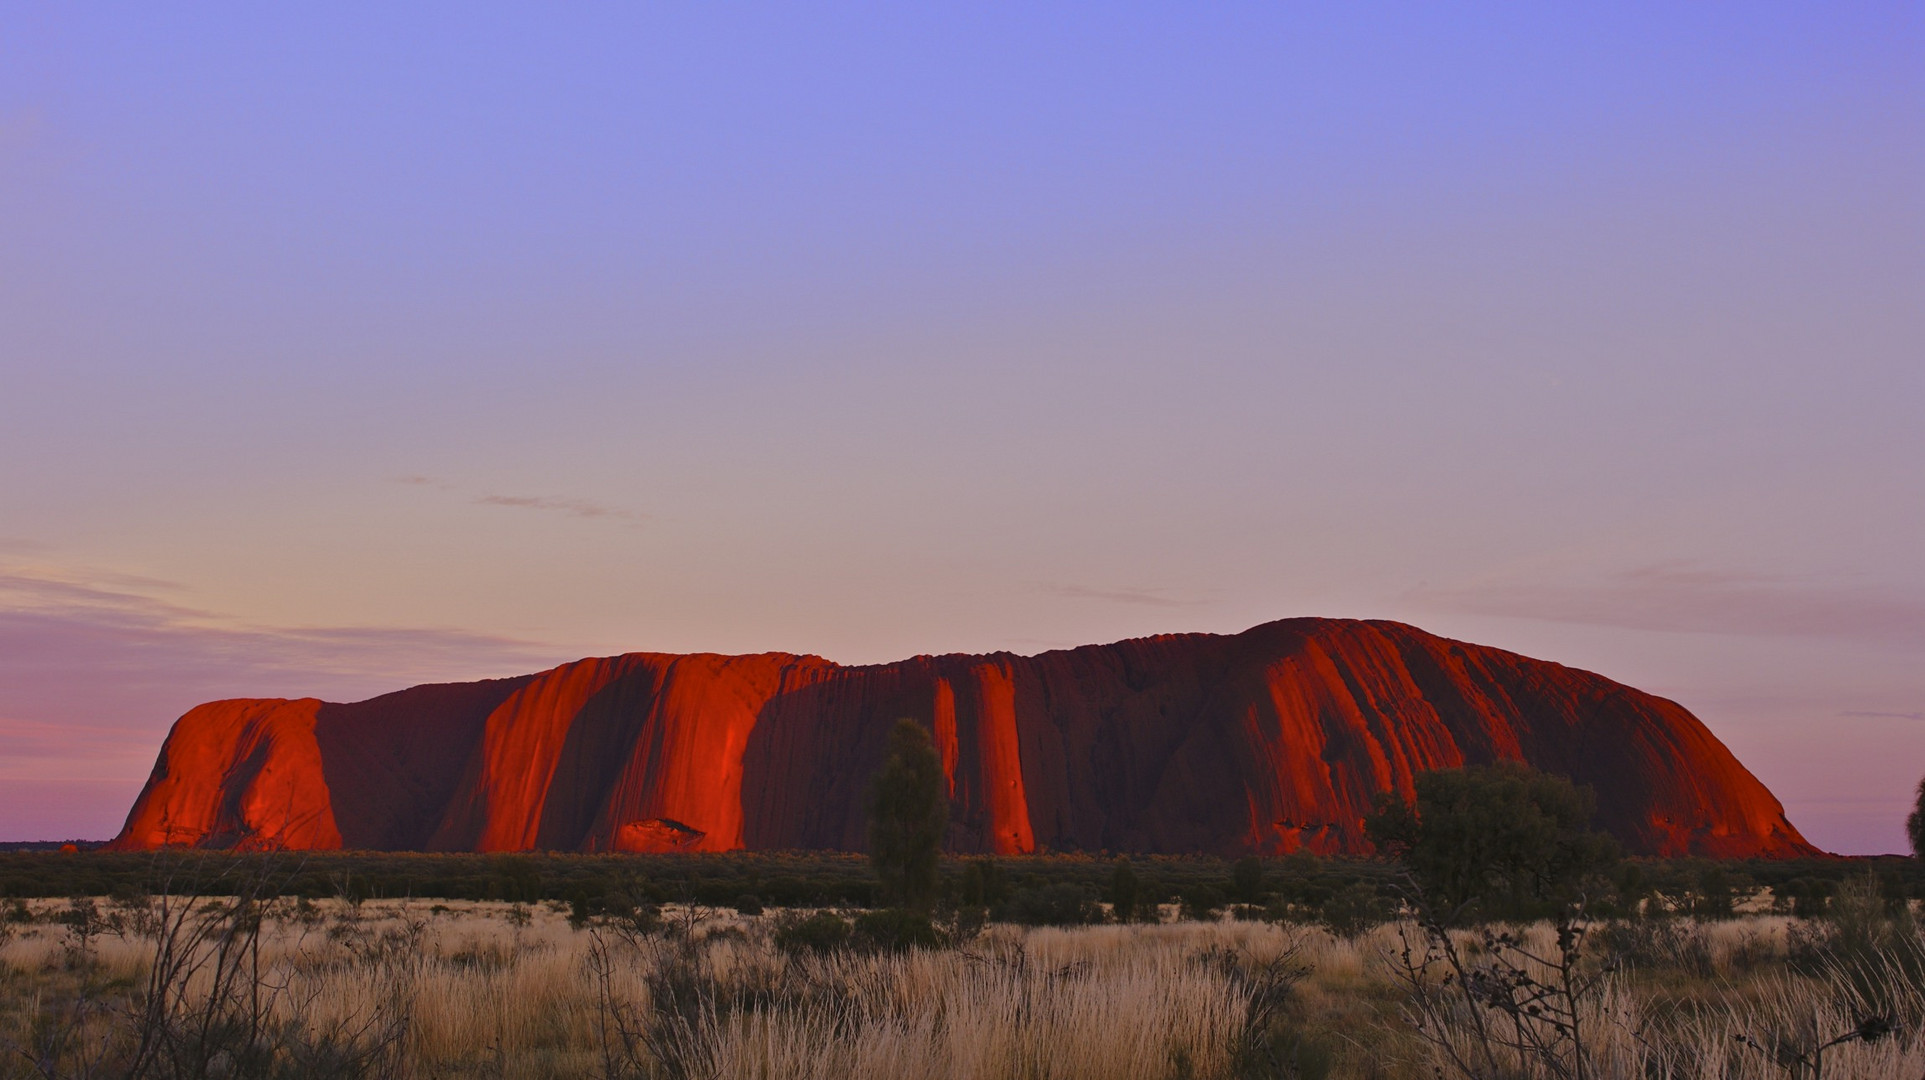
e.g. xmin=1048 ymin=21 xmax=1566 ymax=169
xmin=2 ymin=896 xmax=1918 ymax=1079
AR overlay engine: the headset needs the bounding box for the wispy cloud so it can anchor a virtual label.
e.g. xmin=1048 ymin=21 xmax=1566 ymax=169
xmin=0 ymin=719 xmax=153 ymax=777
xmin=475 ymin=494 xmax=641 ymax=521
xmin=0 ymin=562 xmax=561 ymax=742
xmin=388 ymin=475 xmax=643 ymax=523
xmin=1409 ymin=561 xmax=1925 ymax=642
xmin=0 ymin=560 xmax=569 ymax=838
xmin=1041 ymin=583 xmax=1208 ymax=608
xmin=1841 ymin=710 xmax=1925 ymax=722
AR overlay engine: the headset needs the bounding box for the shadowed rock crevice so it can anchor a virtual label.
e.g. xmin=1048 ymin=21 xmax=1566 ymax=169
xmin=314 ymin=676 xmax=531 ymax=850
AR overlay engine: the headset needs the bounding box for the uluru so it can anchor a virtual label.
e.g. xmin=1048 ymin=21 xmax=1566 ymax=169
xmin=109 ymin=618 xmax=1816 ymax=858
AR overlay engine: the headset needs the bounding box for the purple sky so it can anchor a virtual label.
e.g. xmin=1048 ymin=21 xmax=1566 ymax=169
xmin=3 ymin=5 xmax=1920 ymax=852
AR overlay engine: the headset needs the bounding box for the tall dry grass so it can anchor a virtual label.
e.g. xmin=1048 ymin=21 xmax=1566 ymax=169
xmin=2 ymin=896 xmax=1919 ymax=1079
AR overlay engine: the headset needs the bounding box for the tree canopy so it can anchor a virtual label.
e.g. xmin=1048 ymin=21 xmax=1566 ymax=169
xmin=1365 ymin=761 xmax=1619 ymax=921
xmin=867 ymin=719 xmax=949 ymax=909
xmin=1908 ymin=775 xmax=1925 ymax=860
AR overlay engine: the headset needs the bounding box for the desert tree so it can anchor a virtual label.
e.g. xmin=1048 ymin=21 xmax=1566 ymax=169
xmin=1366 ymin=760 xmax=1619 ymax=923
xmin=868 ymin=719 xmax=949 ymax=910
xmin=1368 ymin=762 xmax=1624 ymax=1080
xmin=1908 ymin=774 xmax=1925 ymax=859
xmin=1108 ymin=858 xmax=1140 ymax=923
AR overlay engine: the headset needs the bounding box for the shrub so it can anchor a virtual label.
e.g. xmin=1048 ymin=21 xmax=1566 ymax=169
xmin=1231 ymin=856 xmax=1266 ymax=904
xmin=732 ymin=894 xmax=764 ymax=917
xmin=773 ymin=911 xmax=853 ymax=955
xmin=1108 ymin=858 xmax=1140 ymax=923
xmin=1789 ymin=873 xmax=1925 ymax=1010
xmin=1774 ymin=876 xmax=1833 ymax=918
xmin=1316 ymin=882 xmax=1394 ymax=939
xmin=996 ymin=884 xmax=1101 ymax=926
xmin=1611 ymin=863 xmax=1652 ymax=915
xmin=568 ymin=891 xmax=595 ymax=929
xmin=854 ymin=908 xmax=946 ymax=952
xmin=487 ymin=855 xmax=543 ymax=903
xmin=569 ymin=881 xmax=661 ymax=935
xmin=957 ymin=857 xmax=1010 ymax=908
xmin=1688 ymin=863 xmax=1740 ymax=919
xmin=1592 ymin=918 xmax=1714 ymax=978
xmin=1179 ymin=884 xmax=1225 ymax=923
xmin=1135 ymin=875 xmax=1169 ymax=923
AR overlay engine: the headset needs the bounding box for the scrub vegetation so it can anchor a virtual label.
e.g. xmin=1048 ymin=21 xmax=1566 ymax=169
xmin=4 ymin=883 xmax=1924 ymax=1079
xmin=5 ymin=762 xmax=1922 ymax=1078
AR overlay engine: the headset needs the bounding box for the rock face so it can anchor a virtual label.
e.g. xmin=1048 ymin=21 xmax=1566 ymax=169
xmin=110 ymin=619 xmax=1817 ymax=857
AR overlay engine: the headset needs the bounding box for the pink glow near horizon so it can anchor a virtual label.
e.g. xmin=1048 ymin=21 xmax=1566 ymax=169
xmin=2 ymin=6 xmax=1920 ymax=852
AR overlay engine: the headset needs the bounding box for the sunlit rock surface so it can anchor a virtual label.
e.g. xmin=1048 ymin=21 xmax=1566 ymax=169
xmin=111 ymin=618 xmax=1817 ymax=857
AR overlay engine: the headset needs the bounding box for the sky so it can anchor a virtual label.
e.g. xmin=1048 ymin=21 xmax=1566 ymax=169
xmin=1 ymin=4 xmax=1920 ymax=853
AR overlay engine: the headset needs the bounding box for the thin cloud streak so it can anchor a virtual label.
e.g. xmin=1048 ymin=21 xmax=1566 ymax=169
xmin=389 ymin=475 xmax=642 ymax=522
xmin=474 ymin=494 xmax=641 ymax=521
xmin=1410 ymin=561 xmax=1925 ymax=642
xmin=0 ymin=562 xmax=568 ymax=838
xmin=0 ymin=563 xmax=562 ymax=747
xmin=1841 ymin=710 xmax=1925 ymax=722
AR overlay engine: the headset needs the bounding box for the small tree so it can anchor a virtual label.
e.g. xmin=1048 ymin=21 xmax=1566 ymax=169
xmin=1232 ymin=856 xmax=1266 ymax=904
xmin=1366 ymin=760 xmax=1619 ymax=922
xmin=958 ymin=857 xmax=1008 ymax=908
xmin=1109 ymin=858 xmax=1140 ymax=923
xmin=1907 ymin=774 xmax=1925 ymax=860
xmin=1373 ymin=764 xmax=1624 ymax=1080
xmin=868 ymin=719 xmax=949 ymax=910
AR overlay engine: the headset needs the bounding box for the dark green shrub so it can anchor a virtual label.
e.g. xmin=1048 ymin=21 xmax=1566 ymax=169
xmin=1231 ymin=856 xmax=1266 ymax=904
xmin=732 ymin=893 xmax=764 ymax=916
xmin=854 ymin=908 xmax=946 ymax=952
xmin=996 ymin=884 xmax=1100 ymax=926
xmin=487 ymin=855 xmax=543 ymax=903
xmin=1613 ymin=863 xmax=1652 ymax=914
xmin=1878 ymin=869 xmax=1910 ymax=914
xmin=1267 ymin=873 xmax=1333 ymax=922
xmin=1179 ymin=884 xmax=1225 ymax=923
xmin=1316 ymin=882 xmax=1394 ymax=939
xmin=1108 ymin=858 xmax=1140 ymax=923
xmin=1777 ymin=877 xmax=1833 ymax=918
xmin=774 ymin=911 xmax=853 ymax=955
xmin=586 ymin=886 xmax=662 ymax=935
xmin=338 ymin=873 xmax=375 ymax=904
xmin=1689 ymin=864 xmax=1740 ymax=919
xmin=568 ymin=890 xmax=595 ymax=929
xmin=958 ymin=858 xmax=1009 ymax=908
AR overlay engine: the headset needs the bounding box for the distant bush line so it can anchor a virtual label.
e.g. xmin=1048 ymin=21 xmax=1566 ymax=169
xmin=0 ymin=850 xmax=1916 ymax=920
